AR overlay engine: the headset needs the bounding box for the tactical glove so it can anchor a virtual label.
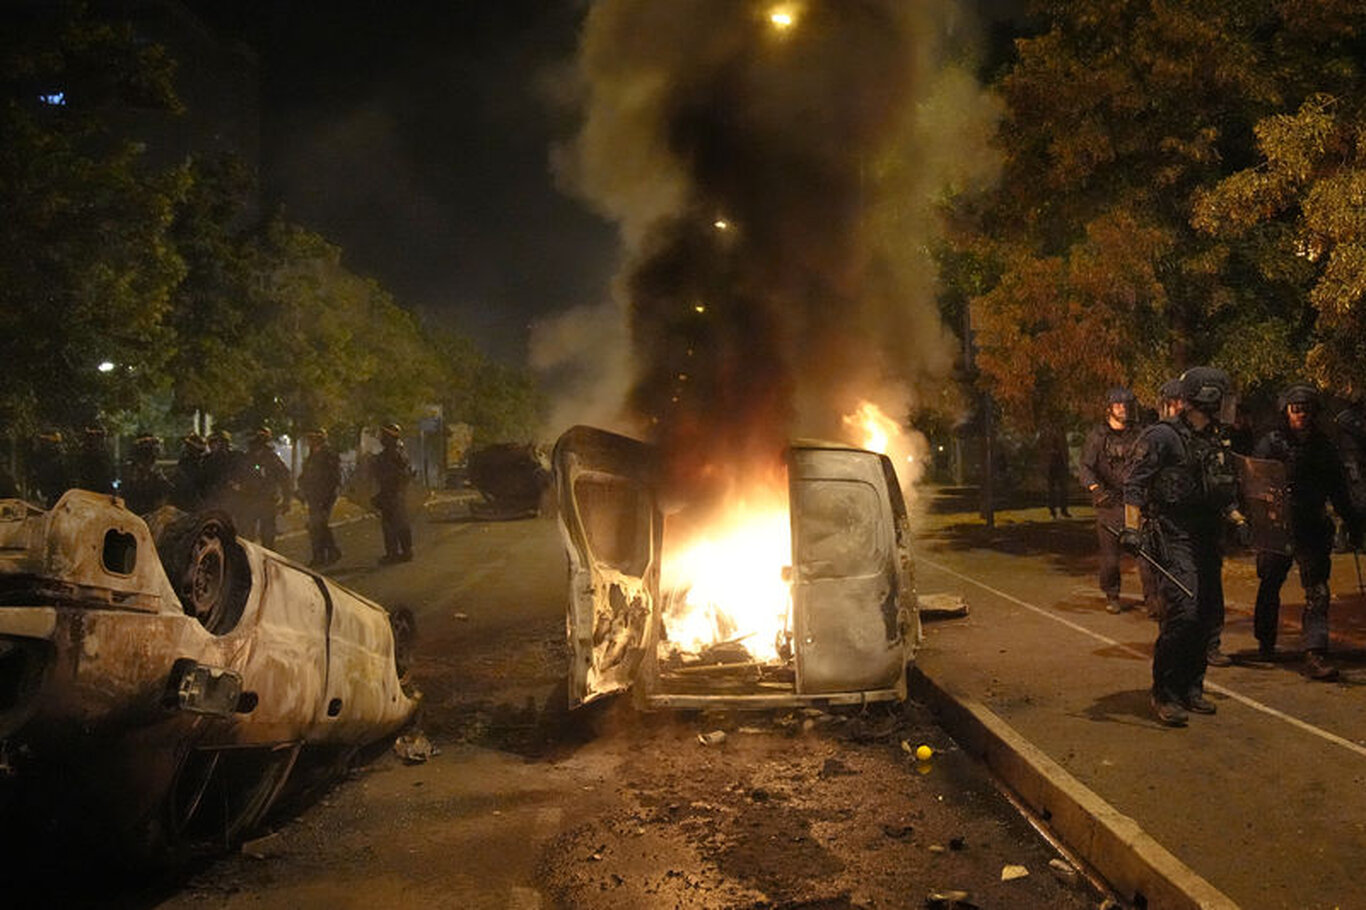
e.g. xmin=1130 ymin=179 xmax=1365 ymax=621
xmin=1226 ymin=509 xmax=1253 ymax=548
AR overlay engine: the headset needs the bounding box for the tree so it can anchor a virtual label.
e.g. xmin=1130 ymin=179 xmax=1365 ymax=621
xmin=0 ymin=5 xmax=187 ymax=433
xmin=428 ymin=327 xmax=545 ymax=445
xmin=1195 ymin=76 xmax=1366 ymax=395
xmin=947 ymin=0 xmax=1300 ymax=431
xmin=230 ymin=217 xmax=443 ymax=434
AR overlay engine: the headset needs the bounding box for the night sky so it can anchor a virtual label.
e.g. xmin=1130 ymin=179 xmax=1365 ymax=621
xmin=190 ymin=0 xmax=617 ymax=365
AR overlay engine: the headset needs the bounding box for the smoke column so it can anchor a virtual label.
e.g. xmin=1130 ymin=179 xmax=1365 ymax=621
xmin=548 ymin=0 xmax=1000 ymax=505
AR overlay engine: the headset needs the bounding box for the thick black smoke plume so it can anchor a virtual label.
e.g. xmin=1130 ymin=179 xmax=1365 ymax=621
xmin=551 ymin=0 xmax=999 ymax=505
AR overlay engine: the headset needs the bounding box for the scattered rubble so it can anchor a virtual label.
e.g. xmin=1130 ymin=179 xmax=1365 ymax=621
xmin=393 ymin=730 xmax=438 ymax=764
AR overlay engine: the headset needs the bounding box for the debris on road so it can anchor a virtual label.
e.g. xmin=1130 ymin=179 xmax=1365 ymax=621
xmin=697 ymin=730 xmax=727 ymax=746
xmin=925 ymin=890 xmax=978 ymax=909
xmin=1000 ymin=864 xmax=1030 ymax=881
xmin=241 ymin=832 xmax=283 ymax=861
xmin=1048 ymin=857 xmax=1080 ymax=887
xmin=919 ymin=592 xmax=970 ymax=620
xmin=394 ymin=730 xmax=439 ymax=764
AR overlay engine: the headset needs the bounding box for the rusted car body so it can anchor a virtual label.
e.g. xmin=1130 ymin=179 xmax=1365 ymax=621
xmin=554 ymin=425 xmax=920 ymax=711
xmin=0 ymin=489 xmax=418 ymax=860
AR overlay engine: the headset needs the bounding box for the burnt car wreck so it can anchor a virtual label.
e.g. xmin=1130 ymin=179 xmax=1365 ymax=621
xmin=554 ymin=425 xmax=920 ymax=711
xmin=0 ymin=489 xmax=418 ymax=862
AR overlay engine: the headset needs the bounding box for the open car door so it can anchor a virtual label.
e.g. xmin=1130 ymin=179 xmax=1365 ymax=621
xmin=788 ymin=446 xmax=914 ymax=695
xmin=553 ymin=426 xmax=662 ymax=709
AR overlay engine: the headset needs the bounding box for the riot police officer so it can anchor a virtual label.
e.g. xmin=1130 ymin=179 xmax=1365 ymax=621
xmin=28 ymin=430 xmax=69 ymax=508
xmin=372 ymin=422 xmax=413 ymax=563
xmin=298 ymin=428 xmax=343 ymax=567
xmin=1122 ymin=366 xmax=1251 ymax=726
xmin=1079 ymin=387 xmax=1153 ymax=613
xmin=201 ymin=430 xmax=246 ymax=525
xmin=171 ymin=433 xmax=209 ymax=511
xmin=121 ymin=431 xmax=172 ymax=515
xmin=72 ymin=425 xmax=115 ymax=494
xmin=240 ymin=427 xmax=292 ymax=548
xmin=1252 ymin=383 xmax=1361 ymax=680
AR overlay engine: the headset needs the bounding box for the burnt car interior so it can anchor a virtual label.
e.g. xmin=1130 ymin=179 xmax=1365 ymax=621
xmin=555 ymin=425 xmax=919 ymax=711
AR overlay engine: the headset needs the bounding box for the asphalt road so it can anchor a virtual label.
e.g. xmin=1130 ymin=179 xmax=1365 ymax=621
xmin=124 ymin=496 xmax=1103 ymax=910
xmin=911 ymin=492 xmax=1366 ymax=910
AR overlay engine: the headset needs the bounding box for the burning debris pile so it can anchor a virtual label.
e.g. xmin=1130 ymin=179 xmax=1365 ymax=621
xmin=548 ymin=1 xmax=999 ymax=698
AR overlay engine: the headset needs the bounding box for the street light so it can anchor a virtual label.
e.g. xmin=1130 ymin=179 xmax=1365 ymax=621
xmin=97 ymin=361 xmax=115 ymax=373
xmin=767 ymin=5 xmax=799 ymax=32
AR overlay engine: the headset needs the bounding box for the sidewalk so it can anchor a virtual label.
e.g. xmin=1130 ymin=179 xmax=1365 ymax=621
xmin=911 ymin=489 xmax=1366 ymax=910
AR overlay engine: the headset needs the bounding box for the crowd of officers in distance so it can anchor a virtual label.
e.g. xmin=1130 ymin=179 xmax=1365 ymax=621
xmin=8 ymin=421 xmax=415 ymax=569
xmin=1075 ymin=367 xmax=1366 ymax=728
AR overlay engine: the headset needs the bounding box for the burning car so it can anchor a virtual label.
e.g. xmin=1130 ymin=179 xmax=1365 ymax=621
xmin=554 ymin=425 xmax=920 ymax=710
xmin=0 ymin=489 xmax=418 ymax=861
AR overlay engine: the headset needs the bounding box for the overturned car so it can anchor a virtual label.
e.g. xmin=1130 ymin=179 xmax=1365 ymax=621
xmin=554 ymin=426 xmax=920 ymax=711
xmin=0 ymin=489 xmax=418 ymax=861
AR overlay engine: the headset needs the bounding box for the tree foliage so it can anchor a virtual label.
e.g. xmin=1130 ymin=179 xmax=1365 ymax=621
xmin=945 ymin=0 xmax=1366 ymax=432
xmin=0 ymin=5 xmax=187 ymax=433
xmin=0 ymin=4 xmax=535 ymax=454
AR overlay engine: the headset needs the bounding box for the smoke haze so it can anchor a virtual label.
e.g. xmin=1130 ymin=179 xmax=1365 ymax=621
xmin=542 ymin=0 xmax=1001 ymax=503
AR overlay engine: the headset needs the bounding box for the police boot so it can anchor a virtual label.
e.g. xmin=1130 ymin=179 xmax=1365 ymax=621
xmin=1206 ymin=648 xmax=1232 ymax=667
xmin=1304 ymin=650 xmax=1339 ymax=681
xmin=1182 ymin=692 xmax=1217 ymax=715
xmin=1150 ymin=694 xmax=1188 ymax=728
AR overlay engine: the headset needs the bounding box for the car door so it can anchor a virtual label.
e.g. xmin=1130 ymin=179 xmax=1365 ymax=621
xmin=788 ymin=446 xmax=911 ymax=694
xmin=553 ymin=426 xmax=662 ymax=709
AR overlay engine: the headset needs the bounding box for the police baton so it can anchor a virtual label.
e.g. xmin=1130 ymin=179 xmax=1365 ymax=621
xmin=1103 ymin=524 xmax=1195 ymax=600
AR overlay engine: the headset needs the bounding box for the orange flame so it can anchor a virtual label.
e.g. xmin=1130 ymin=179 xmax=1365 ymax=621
xmin=843 ymin=400 xmax=899 ymax=453
xmin=660 ymin=480 xmax=792 ymax=664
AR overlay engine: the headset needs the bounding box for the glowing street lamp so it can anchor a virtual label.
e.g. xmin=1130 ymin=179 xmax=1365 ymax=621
xmin=767 ymin=4 xmax=800 ymax=32
xmin=97 ymin=361 xmax=115 ymax=373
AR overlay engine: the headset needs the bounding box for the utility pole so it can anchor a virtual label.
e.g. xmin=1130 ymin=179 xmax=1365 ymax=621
xmin=962 ymin=303 xmax=994 ymax=528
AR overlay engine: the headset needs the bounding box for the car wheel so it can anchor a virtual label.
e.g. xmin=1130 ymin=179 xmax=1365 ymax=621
xmin=158 ymin=511 xmax=250 ymax=635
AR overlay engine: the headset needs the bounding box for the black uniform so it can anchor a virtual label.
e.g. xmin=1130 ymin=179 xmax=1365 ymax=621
xmin=1043 ymin=429 xmax=1071 ymax=518
xmin=298 ymin=439 xmax=343 ymax=566
xmin=241 ymin=438 xmax=292 ymax=548
xmin=171 ymin=436 xmax=208 ymax=511
xmin=372 ymin=436 xmax=413 ymax=562
xmin=28 ymin=435 xmax=69 ymax=508
xmin=1336 ymin=403 xmax=1366 ymax=518
xmin=121 ymin=441 xmax=173 ymax=515
xmin=1079 ymin=418 xmax=1153 ymax=610
xmin=72 ymin=432 xmax=115 ymax=494
xmin=1252 ymin=423 xmax=1359 ymax=658
xmin=201 ymin=435 xmax=247 ymax=526
xmin=1125 ymin=411 xmax=1239 ymax=714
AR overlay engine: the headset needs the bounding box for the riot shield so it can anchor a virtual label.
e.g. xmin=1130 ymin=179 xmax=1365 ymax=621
xmin=1235 ymin=453 xmax=1290 ymax=554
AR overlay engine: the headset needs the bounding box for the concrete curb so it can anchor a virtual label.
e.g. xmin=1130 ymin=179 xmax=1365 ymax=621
xmin=910 ymin=667 xmax=1239 ymax=910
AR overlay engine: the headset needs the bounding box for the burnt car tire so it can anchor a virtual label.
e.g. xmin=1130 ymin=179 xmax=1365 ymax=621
xmin=156 ymin=511 xmax=251 ymax=635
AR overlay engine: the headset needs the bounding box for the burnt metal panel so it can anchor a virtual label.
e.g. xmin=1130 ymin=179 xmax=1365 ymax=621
xmin=789 ymin=446 xmax=909 ymax=695
xmin=553 ymin=426 xmax=661 ymax=708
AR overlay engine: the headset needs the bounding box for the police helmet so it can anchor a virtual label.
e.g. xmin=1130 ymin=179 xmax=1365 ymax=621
xmin=133 ymin=431 xmax=159 ymax=450
xmin=182 ymin=432 xmax=207 ymax=452
xmin=209 ymin=429 xmax=232 ymax=447
xmin=1278 ymin=382 xmax=1319 ymax=414
xmin=1159 ymin=378 xmax=1183 ymax=403
xmin=252 ymin=426 xmax=273 ymax=444
xmin=306 ymin=428 xmax=328 ymax=442
xmin=1106 ymin=387 xmax=1136 ymax=407
xmin=381 ymin=422 xmax=402 ymax=439
xmin=1178 ymin=366 xmax=1229 ymax=412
